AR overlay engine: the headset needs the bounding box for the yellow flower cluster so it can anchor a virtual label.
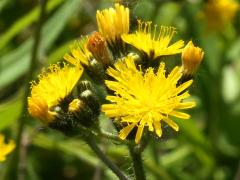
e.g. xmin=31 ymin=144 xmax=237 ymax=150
xmin=28 ymin=3 xmax=204 ymax=143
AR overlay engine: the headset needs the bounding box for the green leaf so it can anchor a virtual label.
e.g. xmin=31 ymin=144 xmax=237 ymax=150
xmin=0 ymin=0 xmax=64 ymax=50
xmin=154 ymin=2 xmax=180 ymax=26
xmin=160 ymin=145 xmax=192 ymax=167
xmin=201 ymin=34 xmax=224 ymax=76
xmin=222 ymin=65 xmax=239 ymax=103
xmin=133 ymin=0 xmax=155 ymax=21
xmin=0 ymin=0 xmax=9 ymax=13
xmin=0 ymin=0 xmax=82 ymax=89
xmin=33 ymin=133 xmax=99 ymax=166
xmin=32 ymin=133 xmax=116 ymax=179
xmin=175 ymin=119 xmax=211 ymax=150
xmin=0 ymin=95 xmax=23 ymax=130
xmin=47 ymin=40 xmax=74 ymax=65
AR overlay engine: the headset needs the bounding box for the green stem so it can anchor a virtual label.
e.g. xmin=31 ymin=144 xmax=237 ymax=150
xmin=100 ymin=130 xmax=132 ymax=145
xmin=84 ymin=137 xmax=129 ymax=180
xmin=128 ymin=145 xmax=146 ymax=180
xmin=76 ymin=124 xmax=131 ymax=145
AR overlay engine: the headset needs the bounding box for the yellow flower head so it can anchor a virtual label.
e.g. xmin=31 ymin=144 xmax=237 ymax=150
xmin=96 ymin=3 xmax=129 ymax=47
xmin=0 ymin=134 xmax=15 ymax=162
xmin=64 ymin=36 xmax=92 ymax=67
xmin=121 ymin=20 xmax=185 ymax=60
xmin=204 ymin=0 xmax=239 ymax=29
xmin=28 ymin=63 xmax=83 ymax=124
xmin=102 ymin=56 xmax=196 ymax=143
xmin=181 ymin=41 xmax=204 ymax=75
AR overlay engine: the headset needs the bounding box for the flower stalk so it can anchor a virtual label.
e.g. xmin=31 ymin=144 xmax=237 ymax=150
xmin=128 ymin=145 xmax=146 ymax=180
xmin=84 ymin=136 xmax=129 ymax=180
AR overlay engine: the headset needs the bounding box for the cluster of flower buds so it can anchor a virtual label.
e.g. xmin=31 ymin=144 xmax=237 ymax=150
xmin=49 ymin=81 xmax=100 ymax=134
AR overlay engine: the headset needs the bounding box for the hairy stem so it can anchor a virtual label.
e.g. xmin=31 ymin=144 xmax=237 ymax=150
xmin=85 ymin=137 xmax=129 ymax=180
xmin=128 ymin=145 xmax=146 ymax=180
xmin=76 ymin=124 xmax=131 ymax=145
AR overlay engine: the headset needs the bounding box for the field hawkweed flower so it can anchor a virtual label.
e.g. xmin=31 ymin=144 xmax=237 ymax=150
xmin=203 ymin=0 xmax=239 ymax=29
xmin=122 ymin=20 xmax=184 ymax=60
xmin=181 ymin=41 xmax=204 ymax=76
xmin=64 ymin=36 xmax=93 ymax=67
xmin=102 ymin=56 xmax=196 ymax=143
xmin=0 ymin=134 xmax=15 ymax=162
xmin=96 ymin=3 xmax=129 ymax=48
xmin=28 ymin=63 xmax=83 ymax=124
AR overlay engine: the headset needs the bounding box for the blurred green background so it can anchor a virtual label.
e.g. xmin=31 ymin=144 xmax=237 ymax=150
xmin=1 ymin=0 xmax=240 ymax=179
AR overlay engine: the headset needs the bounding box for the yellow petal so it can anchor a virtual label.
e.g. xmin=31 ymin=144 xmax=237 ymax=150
xmin=119 ymin=123 xmax=136 ymax=140
xmin=135 ymin=125 xmax=144 ymax=144
xmin=176 ymin=102 xmax=196 ymax=109
xmin=175 ymin=80 xmax=193 ymax=95
xmin=153 ymin=121 xmax=162 ymax=137
xmin=169 ymin=111 xmax=190 ymax=119
xmin=163 ymin=118 xmax=179 ymax=131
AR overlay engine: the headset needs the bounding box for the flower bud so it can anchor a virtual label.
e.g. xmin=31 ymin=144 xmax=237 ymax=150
xmin=68 ymin=98 xmax=82 ymax=112
xmin=181 ymin=41 xmax=204 ymax=76
xmin=49 ymin=105 xmax=78 ymax=134
xmin=88 ymin=59 xmax=105 ymax=84
xmin=80 ymin=90 xmax=100 ymax=116
xmin=77 ymin=80 xmax=94 ymax=94
xmin=87 ymin=31 xmax=112 ymax=67
xmin=67 ymin=97 xmax=94 ymax=127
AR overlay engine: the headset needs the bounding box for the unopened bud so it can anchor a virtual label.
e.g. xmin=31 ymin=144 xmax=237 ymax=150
xmin=80 ymin=90 xmax=100 ymax=115
xmin=88 ymin=59 xmax=105 ymax=84
xmin=68 ymin=99 xmax=82 ymax=112
xmin=87 ymin=31 xmax=112 ymax=66
xmin=49 ymin=105 xmax=78 ymax=134
xmin=78 ymin=81 xmax=93 ymax=93
xmin=181 ymin=41 xmax=204 ymax=76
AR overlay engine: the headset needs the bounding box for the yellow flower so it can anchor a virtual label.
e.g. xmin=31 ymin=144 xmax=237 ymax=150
xmin=204 ymin=0 xmax=239 ymax=29
xmin=28 ymin=63 xmax=83 ymax=124
xmin=102 ymin=56 xmax=196 ymax=143
xmin=0 ymin=134 xmax=15 ymax=162
xmin=181 ymin=41 xmax=204 ymax=75
xmin=64 ymin=36 xmax=92 ymax=67
xmin=96 ymin=3 xmax=129 ymax=47
xmin=121 ymin=20 xmax=184 ymax=60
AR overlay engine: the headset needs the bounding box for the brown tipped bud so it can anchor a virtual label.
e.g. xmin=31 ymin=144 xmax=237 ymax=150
xmin=87 ymin=32 xmax=112 ymax=66
xmin=181 ymin=41 xmax=204 ymax=75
